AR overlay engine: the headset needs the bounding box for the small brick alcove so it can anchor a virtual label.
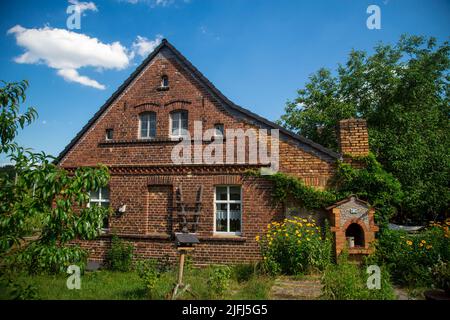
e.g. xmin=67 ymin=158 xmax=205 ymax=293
xmin=327 ymin=195 xmax=379 ymax=259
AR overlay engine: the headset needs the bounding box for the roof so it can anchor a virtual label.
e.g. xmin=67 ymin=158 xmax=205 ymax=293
xmin=326 ymin=195 xmax=371 ymax=210
xmin=56 ymin=39 xmax=341 ymax=164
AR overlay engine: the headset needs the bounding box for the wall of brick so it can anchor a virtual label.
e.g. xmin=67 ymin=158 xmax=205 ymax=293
xmin=338 ymin=119 xmax=369 ymax=167
xmin=61 ymin=47 xmax=341 ymax=265
xmin=74 ymin=174 xmax=283 ymax=264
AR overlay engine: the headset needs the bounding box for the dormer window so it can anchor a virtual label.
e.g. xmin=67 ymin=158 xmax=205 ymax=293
xmin=139 ymin=112 xmax=156 ymax=139
xmin=161 ymin=75 xmax=169 ymax=89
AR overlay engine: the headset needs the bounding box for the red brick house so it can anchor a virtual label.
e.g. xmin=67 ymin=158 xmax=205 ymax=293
xmin=57 ymin=39 xmax=370 ymax=265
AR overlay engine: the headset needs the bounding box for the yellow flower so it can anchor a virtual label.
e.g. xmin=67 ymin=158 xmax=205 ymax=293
xmin=426 ymin=245 xmax=432 ymax=250
xmin=406 ymin=240 xmax=413 ymax=246
xmin=421 ymin=240 xmax=426 ymax=244
xmin=268 ymin=241 xmax=272 ymax=246
xmin=306 ymin=237 xmax=310 ymax=241
xmin=419 ymin=243 xmax=424 ymax=247
xmin=255 ymin=235 xmax=260 ymax=242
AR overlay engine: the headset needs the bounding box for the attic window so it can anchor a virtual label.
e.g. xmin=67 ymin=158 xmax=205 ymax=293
xmin=214 ymin=124 xmax=224 ymax=137
xmin=105 ymin=128 xmax=113 ymax=141
xmin=160 ymin=75 xmax=169 ymax=89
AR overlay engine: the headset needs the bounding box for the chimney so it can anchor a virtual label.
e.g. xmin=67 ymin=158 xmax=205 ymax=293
xmin=338 ymin=119 xmax=369 ymax=164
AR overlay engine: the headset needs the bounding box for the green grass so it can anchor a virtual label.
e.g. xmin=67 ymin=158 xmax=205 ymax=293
xmin=17 ymin=271 xmax=146 ymax=300
xmin=2 ymin=265 xmax=274 ymax=300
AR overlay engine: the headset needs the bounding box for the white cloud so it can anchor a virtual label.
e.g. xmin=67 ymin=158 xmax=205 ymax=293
xmin=131 ymin=34 xmax=163 ymax=58
xmin=68 ymin=0 xmax=98 ymax=14
xmin=8 ymin=24 xmax=162 ymax=89
xmin=8 ymin=25 xmax=127 ymax=89
xmin=121 ymin=0 xmax=187 ymax=7
xmin=58 ymin=69 xmax=106 ymax=90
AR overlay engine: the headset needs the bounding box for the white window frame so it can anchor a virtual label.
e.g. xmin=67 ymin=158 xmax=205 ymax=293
xmin=170 ymin=110 xmax=188 ymax=138
xmin=161 ymin=75 xmax=169 ymax=88
xmin=88 ymin=187 xmax=110 ymax=230
xmin=213 ymin=185 xmax=242 ymax=235
xmin=214 ymin=123 xmax=224 ymax=138
xmin=105 ymin=128 xmax=113 ymax=141
xmin=139 ymin=112 xmax=156 ymax=139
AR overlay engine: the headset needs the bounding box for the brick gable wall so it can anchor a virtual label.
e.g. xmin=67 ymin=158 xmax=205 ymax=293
xmin=62 ymin=47 xmax=339 ymax=265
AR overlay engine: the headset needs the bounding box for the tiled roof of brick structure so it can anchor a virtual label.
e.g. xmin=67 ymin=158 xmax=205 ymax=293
xmin=56 ymin=39 xmax=341 ymax=163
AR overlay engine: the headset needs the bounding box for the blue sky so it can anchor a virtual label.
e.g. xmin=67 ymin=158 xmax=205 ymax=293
xmin=0 ymin=0 xmax=449 ymax=162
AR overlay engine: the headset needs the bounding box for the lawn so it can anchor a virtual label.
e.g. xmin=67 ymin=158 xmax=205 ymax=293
xmin=1 ymin=266 xmax=274 ymax=300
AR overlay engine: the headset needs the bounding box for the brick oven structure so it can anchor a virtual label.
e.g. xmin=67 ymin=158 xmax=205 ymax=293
xmin=327 ymin=196 xmax=379 ymax=259
xmin=57 ymin=39 xmax=372 ymax=265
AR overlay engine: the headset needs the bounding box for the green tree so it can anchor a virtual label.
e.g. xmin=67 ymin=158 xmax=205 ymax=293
xmin=0 ymin=80 xmax=110 ymax=276
xmin=279 ymin=35 xmax=450 ymax=223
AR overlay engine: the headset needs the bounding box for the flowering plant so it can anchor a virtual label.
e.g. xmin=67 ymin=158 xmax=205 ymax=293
xmin=256 ymin=216 xmax=332 ymax=275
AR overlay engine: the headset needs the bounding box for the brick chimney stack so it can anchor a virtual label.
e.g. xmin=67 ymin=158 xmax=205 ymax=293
xmin=338 ymin=119 xmax=369 ymax=163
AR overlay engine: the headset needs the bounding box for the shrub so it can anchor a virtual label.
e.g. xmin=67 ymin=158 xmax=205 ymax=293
xmin=135 ymin=259 xmax=162 ymax=298
xmin=431 ymin=259 xmax=450 ymax=293
xmin=233 ymin=263 xmax=258 ymax=283
xmin=207 ymin=265 xmax=232 ymax=297
xmin=13 ymin=243 xmax=87 ymax=275
xmin=257 ymin=217 xmax=332 ymax=275
xmin=322 ymin=253 xmax=395 ymax=300
xmin=371 ymin=220 xmax=450 ymax=287
xmin=0 ymin=272 xmax=40 ymax=300
xmin=106 ymin=235 xmax=134 ymax=272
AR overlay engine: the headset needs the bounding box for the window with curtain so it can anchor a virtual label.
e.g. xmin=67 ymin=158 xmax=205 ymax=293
xmin=215 ymin=186 xmax=242 ymax=234
xmin=139 ymin=112 xmax=156 ymax=139
xmin=170 ymin=110 xmax=188 ymax=137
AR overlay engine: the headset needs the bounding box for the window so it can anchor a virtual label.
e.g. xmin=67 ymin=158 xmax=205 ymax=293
xmin=214 ymin=186 xmax=242 ymax=234
xmin=161 ymin=75 xmax=169 ymax=88
xmin=139 ymin=112 xmax=156 ymax=139
xmin=105 ymin=128 xmax=113 ymax=141
xmin=214 ymin=124 xmax=224 ymax=137
xmin=89 ymin=187 xmax=110 ymax=229
xmin=170 ymin=110 xmax=188 ymax=138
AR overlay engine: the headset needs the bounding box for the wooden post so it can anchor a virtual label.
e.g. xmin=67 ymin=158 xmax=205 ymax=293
xmin=172 ymin=247 xmax=195 ymax=299
xmin=177 ymin=250 xmax=185 ymax=286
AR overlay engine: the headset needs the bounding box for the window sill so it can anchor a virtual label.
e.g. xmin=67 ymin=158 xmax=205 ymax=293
xmin=157 ymin=86 xmax=169 ymax=91
xmin=98 ymin=231 xmax=171 ymax=240
xmin=199 ymin=234 xmax=247 ymax=242
xmin=99 ymin=138 xmax=229 ymax=147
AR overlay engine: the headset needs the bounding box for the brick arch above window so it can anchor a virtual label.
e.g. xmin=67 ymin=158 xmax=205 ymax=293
xmin=133 ymin=102 xmax=161 ymax=114
xmin=164 ymin=100 xmax=192 ymax=108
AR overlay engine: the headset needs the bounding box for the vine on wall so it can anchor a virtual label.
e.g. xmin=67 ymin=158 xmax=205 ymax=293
xmin=246 ymin=153 xmax=403 ymax=223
